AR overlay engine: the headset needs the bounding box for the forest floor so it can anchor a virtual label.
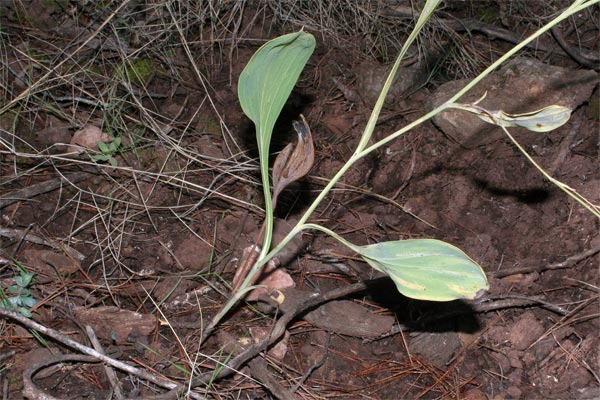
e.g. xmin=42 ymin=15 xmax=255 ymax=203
xmin=0 ymin=1 xmax=598 ymax=399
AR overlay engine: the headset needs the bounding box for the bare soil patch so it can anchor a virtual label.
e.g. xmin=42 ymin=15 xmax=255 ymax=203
xmin=1 ymin=1 xmax=598 ymax=399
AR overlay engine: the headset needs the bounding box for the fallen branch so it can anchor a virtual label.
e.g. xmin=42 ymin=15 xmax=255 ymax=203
xmin=494 ymin=244 xmax=600 ymax=278
xmin=0 ymin=308 xmax=205 ymax=399
xmin=22 ymin=353 xmax=191 ymax=400
xmin=167 ymin=280 xmax=375 ymax=399
xmin=1 ymin=274 xmax=578 ymax=398
xmin=0 ymin=171 xmax=89 ymax=209
xmin=0 ymin=227 xmax=85 ymax=261
xmin=551 ymin=26 xmax=600 ymax=70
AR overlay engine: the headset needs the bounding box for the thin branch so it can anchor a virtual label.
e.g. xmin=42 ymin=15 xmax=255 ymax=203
xmin=0 ymin=308 xmax=205 ymax=399
xmin=494 ymin=245 xmax=600 ymax=278
xmin=0 ymin=172 xmax=89 ymax=209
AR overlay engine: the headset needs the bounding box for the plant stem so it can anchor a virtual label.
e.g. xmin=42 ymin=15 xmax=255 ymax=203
xmin=500 ymin=125 xmax=600 ymax=218
xmin=201 ymin=0 xmax=599 ymax=344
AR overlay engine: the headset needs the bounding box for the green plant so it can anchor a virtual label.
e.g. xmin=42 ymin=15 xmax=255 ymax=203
xmin=202 ymin=0 xmax=598 ymax=341
xmin=93 ymin=136 xmax=122 ymax=167
xmin=0 ymin=262 xmax=37 ymax=318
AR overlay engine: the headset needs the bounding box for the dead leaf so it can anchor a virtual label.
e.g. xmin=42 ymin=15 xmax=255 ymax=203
xmin=22 ymin=249 xmax=80 ymax=283
xmin=231 ymin=244 xmax=261 ymax=293
xmin=68 ymin=125 xmax=110 ymax=153
xmin=272 ymin=114 xmax=315 ymax=207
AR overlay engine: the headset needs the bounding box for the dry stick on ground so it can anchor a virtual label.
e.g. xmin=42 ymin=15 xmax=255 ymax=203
xmin=493 ymin=244 xmax=600 ymax=278
xmin=0 ymin=171 xmax=89 ymax=210
xmin=387 ymin=4 xmax=600 ymax=71
xmin=21 ymin=354 xmax=191 ymax=400
xmin=0 ymin=227 xmax=85 ymax=261
xmin=220 ymin=331 xmax=295 ymax=400
xmin=180 ymin=279 xmax=575 ymax=396
xmin=85 ymin=326 xmax=124 ymax=400
xmin=2 ymin=273 xmax=574 ymax=398
xmin=0 ymin=308 xmax=207 ymax=400
xmin=0 ymin=0 xmax=130 ymax=115
xmin=551 ymin=26 xmax=600 ymax=70
xmin=290 ymin=333 xmax=331 ymax=393
xmin=22 ymin=354 xmax=102 ymax=400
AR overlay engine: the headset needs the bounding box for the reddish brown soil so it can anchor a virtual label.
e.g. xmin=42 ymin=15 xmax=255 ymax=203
xmin=0 ymin=2 xmax=598 ymax=399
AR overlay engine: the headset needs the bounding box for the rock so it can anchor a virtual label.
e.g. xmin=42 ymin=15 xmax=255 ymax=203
xmin=431 ymin=58 xmax=598 ymax=147
xmin=74 ymin=306 xmax=156 ymax=344
xmin=257 ymin=288 xmax=395 ymax=338
xmin=462 ymin=388 xmax=487 ymax=400
xmin=355 ymin=60 xmax=429 ymax=107
xmin=507 ymin=350 xmax=523 ymax=369
xmin=576 ymin=387 xmax=600 ymax=400
xmin=248 ymin=326 xmax=290 ymax=361
xmin=506 ymin=385 xmax=522 ymax=399
xmin=36 ymin=122 xmax=72 ymax=149
xmin=173 ymin=236 xmax=213 ymax=270
xmin=21 ymin=249 xmax=80 ymax=283
xmin=68 ymin=125 xmax=110 ymax=153
xmin=245 ymin=258 xmax=295 ymax=302
xmin=408 ymin=331 xmax=462 ymax=367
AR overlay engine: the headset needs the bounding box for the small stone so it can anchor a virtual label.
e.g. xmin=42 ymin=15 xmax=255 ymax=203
xmin=507 ymin=350 xmax=523 ymax=369
xmin=462 ymin=388 xmax=487 ymax=400
xmin=68 ymin=125 xmax=110 ymax=153
xmin=409 ymin=331 xmax=462 ymax=368
xmin=506 ymin=385 xmax=522 ymax=399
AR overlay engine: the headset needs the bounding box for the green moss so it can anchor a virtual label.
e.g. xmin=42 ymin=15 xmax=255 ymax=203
xmin=114 ymin=58 xmax=157 ymax=87
xmin=478 ymin=6 xmax=499 ymax=24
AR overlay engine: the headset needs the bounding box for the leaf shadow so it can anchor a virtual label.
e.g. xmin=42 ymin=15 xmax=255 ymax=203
xmin=364 ymin=278 xmax=483 ymax=334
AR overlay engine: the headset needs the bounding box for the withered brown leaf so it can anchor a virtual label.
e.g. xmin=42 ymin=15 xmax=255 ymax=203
xmin=272 ymin=114 xmax=315 ymax=207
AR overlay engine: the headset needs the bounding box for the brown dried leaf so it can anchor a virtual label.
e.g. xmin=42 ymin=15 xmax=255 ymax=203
xmin=231 ymin=245 xmax=261 ymax=293
xmin=272 ymin=114 xmax=314 ymax=206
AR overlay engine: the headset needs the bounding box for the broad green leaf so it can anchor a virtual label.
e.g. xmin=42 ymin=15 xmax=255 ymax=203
xmin=238 ymin=32 xmax=315 ymax=164
xmin=109 ymin=137 xmax=121 ymax=151
xmin=19 ymin=270 xmax=34 ymax=287
xmin=356 ymin=239 xmax=489 ymax=301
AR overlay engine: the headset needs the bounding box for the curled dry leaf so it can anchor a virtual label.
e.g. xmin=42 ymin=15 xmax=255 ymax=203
xmin=67 ymin=125 xmax=110 ymax=153
xmin=272 ymin=114 xmax=315 ymax=207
